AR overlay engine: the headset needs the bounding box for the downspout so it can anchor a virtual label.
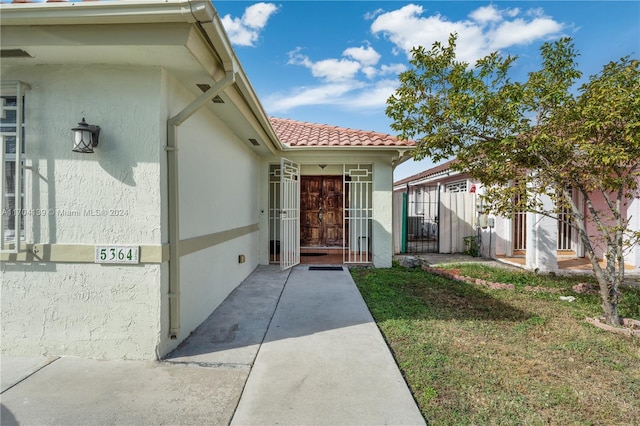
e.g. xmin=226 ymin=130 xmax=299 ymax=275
xmin=166 ymin=70 xmax=235 ymax=339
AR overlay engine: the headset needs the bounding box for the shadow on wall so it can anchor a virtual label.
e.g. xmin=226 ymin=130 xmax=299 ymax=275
xmin=97 ymin=124 xmax=138 ymax=188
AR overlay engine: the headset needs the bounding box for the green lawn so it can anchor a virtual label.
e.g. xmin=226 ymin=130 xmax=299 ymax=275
xmin=351 ymin=263 xmax=640 ymax=425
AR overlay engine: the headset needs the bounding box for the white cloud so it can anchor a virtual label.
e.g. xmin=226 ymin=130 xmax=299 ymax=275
xmin=221 ymin=2 xmax=279 ymax=47
xmin=364 ymin=8 xmax=385 ymax=21
xmin=289 ymin=45 xmax=391 ymax=82
xmin=370 ymin=3 xmax=565 ymax=63
xmin=311 ymin=58 xmax=362 ymax=82
xmin=380 ymin=63 xmax=407 ymax=76
xmin=343 ymin=45 xmax=381 ymax=66
xmin=265 ymin=82 xmax=364 ymax=112
xmin=264 ymin=76 xmax=400 ymax=113
xmin=370 ymin=4 xmax=490 ymax=63
xmin=243 ymin=2 xmax=279 ymax=28
xmin=489 ymin=18 xmax=564 ymax=50
xmin=506 ymin=8 xmax=521 ymax=18
xmin=342 ymin=79 xmax=401 ymax=109
xmin=268 ymin=3 xmax=564 ymax=115
xmin=361 ymin=66 xmax=378 ymax=79
xmin=469 ymin=5 xmax=501 ymax=24
xmin=288 ymin=48 xmax=361 ymax=82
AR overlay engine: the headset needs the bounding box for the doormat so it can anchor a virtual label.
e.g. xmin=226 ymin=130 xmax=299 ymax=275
xmin=308 ymin=266 xmax=343 ymax=271
xmin=301 ymin=253 xmax=327 ymax=257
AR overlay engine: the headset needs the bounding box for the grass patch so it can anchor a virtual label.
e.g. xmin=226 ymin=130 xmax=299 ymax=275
xmin=435 ymin=262 xmax=640 ymax=319
xmin=351 ymin=264 xmax=640 ymax=425
xmin=436 ymin=262 xmax=594 ymax=289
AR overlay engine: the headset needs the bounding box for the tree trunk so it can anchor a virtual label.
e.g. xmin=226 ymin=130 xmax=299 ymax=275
xmin=598 ymin=247 xmax=622 ymax=325
xmin=571 ymin=189 xmax=623 ymax=326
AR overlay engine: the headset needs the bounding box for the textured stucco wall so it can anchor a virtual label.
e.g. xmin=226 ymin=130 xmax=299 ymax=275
xmin=1 ymin=263 xmax=163 ymax=359
xmin=161 ymin=73 xmax=261 ymax=348
xmin=12 ymin=65 xmax=164 ymax=245
xmin=1 ymin=65 xmax=165 ymax=359
xmin=372 ymin=160 xmax=393 ymax=267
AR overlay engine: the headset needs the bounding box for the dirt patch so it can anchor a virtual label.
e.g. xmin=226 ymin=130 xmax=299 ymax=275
xmin=572 ymin=282 xmax=599 ymax=294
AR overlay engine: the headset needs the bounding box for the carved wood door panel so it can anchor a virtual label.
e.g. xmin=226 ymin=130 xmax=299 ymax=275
xmin=301 ymin=176 xmax=344 ymax=247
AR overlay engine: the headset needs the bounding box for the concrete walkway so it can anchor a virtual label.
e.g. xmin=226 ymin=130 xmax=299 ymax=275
xmin=1 ymin=265 xmax=425 ymax=425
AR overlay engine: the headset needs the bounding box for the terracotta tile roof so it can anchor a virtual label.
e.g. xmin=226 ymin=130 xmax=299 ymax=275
xmin=269 ymin=117 xmax=415 ymax=148
xmin=394 ymin=159 xmax=460 ymax=187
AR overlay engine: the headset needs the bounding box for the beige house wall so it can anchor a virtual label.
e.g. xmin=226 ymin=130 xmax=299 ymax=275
xmin=161 ymin=72 xmax=262 ymax=350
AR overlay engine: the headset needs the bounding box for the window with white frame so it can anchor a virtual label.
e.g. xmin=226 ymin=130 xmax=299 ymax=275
xmin=1 ymin=81 xmax=28 ymax=252
xmin=445 ymin=180 xmax=467 ymax=193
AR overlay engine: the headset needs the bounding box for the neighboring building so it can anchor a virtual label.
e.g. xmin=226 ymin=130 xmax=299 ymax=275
xmin=0 ymin=0 xmax=413 ymax=360
xmin=393 ymin=160 xmax=480 ymax=255
xmin=394 ymin=161 xmax=640 ymax=273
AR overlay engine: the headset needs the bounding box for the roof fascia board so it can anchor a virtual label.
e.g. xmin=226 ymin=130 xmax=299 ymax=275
xmin=233 ymin=71 xmax=285 ymax=153
xmin=0 ymin=0 xmax=196 ymax=25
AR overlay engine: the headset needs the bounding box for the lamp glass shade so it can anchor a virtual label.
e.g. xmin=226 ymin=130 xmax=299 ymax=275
xmin=72 ymin=118 xmax=95 ymax=153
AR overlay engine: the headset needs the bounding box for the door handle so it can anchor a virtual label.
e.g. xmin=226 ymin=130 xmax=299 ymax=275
xmin=318 ymin=207 xmax=323 ymax=224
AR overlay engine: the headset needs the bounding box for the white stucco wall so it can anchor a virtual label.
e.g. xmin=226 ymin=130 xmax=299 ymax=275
xmin=372 ymin=160 xmax=393 ymax=267
xmin=1 ymin=65 xmax=165 ymax=359
xmin=14 ymin=65 xmax=163 ymax=245
xmin=1 ymin=263 xmax=163 ymax=359
xmin=162 ymin=73 xmax=261 ymax=347
xmin=177 ymin=233 xmax=259 ymax=338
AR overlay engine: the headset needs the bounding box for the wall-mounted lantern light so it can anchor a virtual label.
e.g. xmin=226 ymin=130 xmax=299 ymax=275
xmin=72 ymin=118 xmax=100 ymax=153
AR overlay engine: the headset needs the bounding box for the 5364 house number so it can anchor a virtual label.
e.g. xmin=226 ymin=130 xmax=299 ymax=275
xmin=95 ymin=246 xmax=140 ymax=264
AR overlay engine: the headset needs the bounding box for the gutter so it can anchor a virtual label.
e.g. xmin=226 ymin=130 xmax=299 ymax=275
xmin=188 ymin=1 xmax=284 ymax=154
xmin=165 ymin=1 xmax=238 ymax=340
xmin=0 ymin=0 xmax=198 ymax=25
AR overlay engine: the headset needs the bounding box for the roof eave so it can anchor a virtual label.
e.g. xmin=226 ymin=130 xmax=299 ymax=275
xmin=0 ymin=0 xmax=283 ymax=153
xmin=192 ymin=4 xmax=282 ymax=152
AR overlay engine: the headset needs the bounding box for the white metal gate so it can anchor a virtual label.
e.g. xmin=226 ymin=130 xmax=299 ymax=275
xmin=280 ymin=158 xmax=300 ymax=270
xmin=344 ymin=164 xmax=373 ymax=263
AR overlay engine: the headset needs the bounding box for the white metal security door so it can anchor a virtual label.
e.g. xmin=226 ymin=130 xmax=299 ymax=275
xmin=343 ymin=164 xmax=373 ymax=263
xmin=280 ymin=158 xmax=300 ymax=270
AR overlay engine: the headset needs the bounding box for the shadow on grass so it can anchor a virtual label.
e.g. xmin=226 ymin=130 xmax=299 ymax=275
xmin=352 ymin=267 xmax=531 ymax=323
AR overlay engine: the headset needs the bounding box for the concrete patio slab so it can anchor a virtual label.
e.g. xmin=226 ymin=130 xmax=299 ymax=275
xmin=1 ymin=356 xmax=58 ymax=393
xmin=0 ymin=357 xmax=247 ymax=426
xmin=164 ymin=265 xmax=290 ymax=367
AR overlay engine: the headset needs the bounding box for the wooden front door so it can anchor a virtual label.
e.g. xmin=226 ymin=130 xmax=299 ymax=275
xmin=301 ymin=176 xmax=344 ymax=247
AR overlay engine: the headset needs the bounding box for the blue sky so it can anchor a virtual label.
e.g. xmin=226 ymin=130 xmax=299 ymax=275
xmin=7 ymin=1 xmax=639 ymax=179
xmin=214 ymin=0 xmax=639 ymax=180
